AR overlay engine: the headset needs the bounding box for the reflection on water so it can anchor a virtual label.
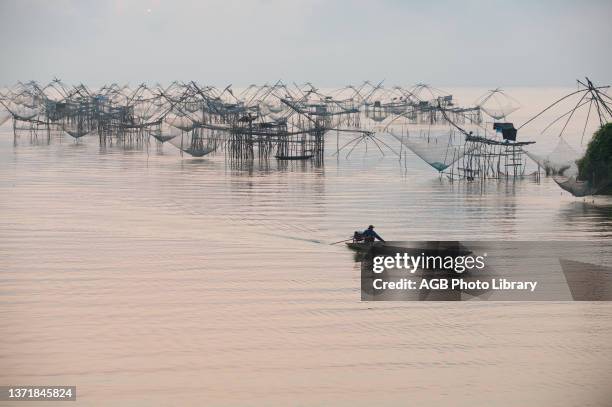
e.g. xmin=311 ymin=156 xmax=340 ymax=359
xmin=1 ymin=87 xmax=612 ymax=406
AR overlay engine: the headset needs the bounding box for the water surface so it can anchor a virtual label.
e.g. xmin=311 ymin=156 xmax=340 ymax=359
xmin=1 ymin=87 xmax=611 ymax=406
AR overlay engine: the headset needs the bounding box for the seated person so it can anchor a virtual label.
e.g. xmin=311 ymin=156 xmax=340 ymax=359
xmin=360 ymin=225 xmax=384 ymax=243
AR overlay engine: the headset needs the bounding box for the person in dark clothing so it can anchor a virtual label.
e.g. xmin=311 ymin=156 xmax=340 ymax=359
xmin=361 ymin=225 xmax=384 ymax=242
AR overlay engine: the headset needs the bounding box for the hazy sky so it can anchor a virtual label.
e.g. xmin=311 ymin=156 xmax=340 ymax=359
xmin=1 ymin=0 xmax=610 ymax=87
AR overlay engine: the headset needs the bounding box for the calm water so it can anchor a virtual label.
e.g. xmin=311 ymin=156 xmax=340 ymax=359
xmin=1 ymin=88 xmax=612 ymax=406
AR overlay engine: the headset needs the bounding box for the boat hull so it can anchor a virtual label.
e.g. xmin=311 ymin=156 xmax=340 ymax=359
xmin=346 ymin=241 xmax=473 ymax=257
xmin=275 ymin=154 xmax=314 ymax=160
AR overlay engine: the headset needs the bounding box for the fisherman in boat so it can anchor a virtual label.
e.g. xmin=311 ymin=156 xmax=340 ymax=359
xmin=355 ymin=225 xmax=385 ymax=243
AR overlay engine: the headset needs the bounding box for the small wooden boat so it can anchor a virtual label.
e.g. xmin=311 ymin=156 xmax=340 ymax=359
xmin=346 ymin=241 xmax=473 ymax=256
xmin=346 ymin=241 xmax=387 ymax=251
xmin=275 ymin=154 xmax=314 ymax=160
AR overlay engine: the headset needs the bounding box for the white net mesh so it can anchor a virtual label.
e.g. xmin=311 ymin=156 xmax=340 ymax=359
xmin=553 ymin=175 xmax=592 ymax=197
xmin=168 ymin=128 xmax=224 ymax=157
xmin=165 ymin=114 xmax=195 ymax=132
xmin=391 ymin=129 xmax=470 ymax=171
xmin=4 ymin=102 xmax=39 ymax=120
xmin=475 ymin=89 xmax=521 ymax=120
xmin=150 ymin=122 xmax=181 ymax=143
xmin=62 ymin=121 xmax=91 ymax=139
xmin=525 ymin=137 xmax=581 ymax=175
xmin=259 ymin=102 xmax=288 ymax=122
